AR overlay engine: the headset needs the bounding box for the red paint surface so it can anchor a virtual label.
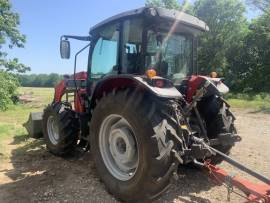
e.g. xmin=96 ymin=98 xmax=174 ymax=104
xmin=205 ymin=162 xmax=270 ymax=202
xmin=54 ymin=71 xmax=87 ymax=112
xmin=186 ymin=75 xmax=207 ymax=102
xmin=54 ymin=80 xmax=66 ymax=103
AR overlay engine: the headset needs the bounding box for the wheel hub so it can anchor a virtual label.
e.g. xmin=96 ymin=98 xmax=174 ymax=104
xmin=109 ymin=128 xmax=136 ymax=171
xmin=99 ymin=114 xmax=139 ymax=181
xmin=47 ymin=115 xmax=59 ymax=145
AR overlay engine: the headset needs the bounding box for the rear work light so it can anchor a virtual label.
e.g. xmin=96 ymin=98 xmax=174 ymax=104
xmin=146 ymin=69 xmax=157 ymax=79
xmin=154 ymin=79 xmax=165 ymax=88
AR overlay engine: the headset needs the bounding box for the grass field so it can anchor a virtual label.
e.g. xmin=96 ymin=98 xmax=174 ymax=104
xmin=0 ymin=87 xmax=53 ymax=159
xmin=0 ymin=87 xmax=269 ymax=159
xmin=225 ymin=92 xmax=270 ymax=111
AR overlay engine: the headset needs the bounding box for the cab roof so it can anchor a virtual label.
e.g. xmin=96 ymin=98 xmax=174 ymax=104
xmin=89 ymin=7 xmax=209 ymax=35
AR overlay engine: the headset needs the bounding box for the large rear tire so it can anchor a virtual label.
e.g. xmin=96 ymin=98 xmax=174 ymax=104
xmin=90 ymin=89 xmax=177 ymax=202
xmin=42 ymin=103 xmax=79 ymax=156
xmin=207 ymin=101 xmax=236 ymax=164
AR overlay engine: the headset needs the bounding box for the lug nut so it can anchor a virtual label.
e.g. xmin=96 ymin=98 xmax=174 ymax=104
xmin=172 ymin=171 xmax=179 ymax=181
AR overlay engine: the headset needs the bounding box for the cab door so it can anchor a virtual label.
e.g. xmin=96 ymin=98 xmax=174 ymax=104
xmin=89 ymin=23 xmax=120 ymax=81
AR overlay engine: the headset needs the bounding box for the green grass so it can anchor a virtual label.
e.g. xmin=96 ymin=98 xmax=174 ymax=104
xmin=0 ymin=87 xmax=53 ymax=124
xmin=0 ymin=122 xmax=29 ymax=159
xmin=18 ymin=87 xmax=54 ymax=105
xmin=0 ymin=87 xmax=53 ymax=159
xmin=226 ymin=92 xmax=270 ymax=111
xmin=0 ymin=123 xmax=13 ymax=141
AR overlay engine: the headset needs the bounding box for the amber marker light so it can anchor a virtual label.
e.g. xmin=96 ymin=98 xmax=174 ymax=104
xmin=210 ymin=71 xmax=218 ymax=78
xmin=146 ymin=69 xmax=157 ymax=79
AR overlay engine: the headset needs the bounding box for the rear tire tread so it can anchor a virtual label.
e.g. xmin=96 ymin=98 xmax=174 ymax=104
xmin=90 ymin=89 xmax=178 ymax=202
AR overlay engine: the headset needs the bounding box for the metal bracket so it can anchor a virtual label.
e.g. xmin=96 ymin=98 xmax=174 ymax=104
xmin=209 ymin=133 xmax=241 ymax=146
xmin=225 ymin=174 xmax=236 ymax=201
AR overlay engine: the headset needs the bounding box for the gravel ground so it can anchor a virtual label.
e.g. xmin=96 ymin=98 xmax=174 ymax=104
xmin=0 ymin=108 xmax=269 ymax=203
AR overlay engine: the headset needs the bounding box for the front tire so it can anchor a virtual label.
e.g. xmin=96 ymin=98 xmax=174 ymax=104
xmin=90 ymin=89 xmax=177 ymax=202
xmin=42 ymin=103 xmax=79 ymax=156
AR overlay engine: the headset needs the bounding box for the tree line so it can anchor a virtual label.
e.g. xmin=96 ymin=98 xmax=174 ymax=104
xmin=17 ymin=73 xmax=63 ymax=87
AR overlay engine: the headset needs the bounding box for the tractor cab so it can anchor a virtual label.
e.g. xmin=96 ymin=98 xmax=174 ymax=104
xmin=87 ymin=7 xmax=209 ymax=84
xmin=60 ymin=7 xmax=209 ymax=86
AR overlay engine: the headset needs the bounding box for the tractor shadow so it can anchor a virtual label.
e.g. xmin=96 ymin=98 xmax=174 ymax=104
xmin=0 ymin=136 xmax=110 ymax=203
xmin=156 ymin=165 xmax=215 ymax=203
xmin=1 ymin=135 xmax=215 ymax=203
xmin=10 ymin=133 xmax=30 ymax=145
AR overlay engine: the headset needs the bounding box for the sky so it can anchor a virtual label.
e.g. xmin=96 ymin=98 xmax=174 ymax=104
xmin=7 ymin=0 xmax=146 ymax=74
xmin=6 ymin=0 xmax=259 ymax=74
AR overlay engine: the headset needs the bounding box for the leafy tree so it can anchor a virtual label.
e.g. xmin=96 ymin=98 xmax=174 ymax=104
xmin=237 ymin=13 xmax=270 ymax=91
xmin=145 ymin=0 xmax=193 ymax=13
xmin=17 ymin=73 xmax=63 ymax=87
xmin=0 ymin=0 xmax=30 ymax=73
xmin=146 ymin=0 xmax=180 ymax=9
xmin=45 ymin=73 xmax=62 ymax=87
xmin=0 ymin=70 xmax=19 ymax=110
xmin=193 ymin=0 xmax=248 ymax=76
xmin=246 ymin=0 xmax=270 ymax=15
xmin=0 ymin=0 xmax=30 ymax=110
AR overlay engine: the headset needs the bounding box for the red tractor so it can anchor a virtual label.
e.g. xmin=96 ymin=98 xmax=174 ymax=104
xmin=25 ymin=7 xmax=242 ymax=202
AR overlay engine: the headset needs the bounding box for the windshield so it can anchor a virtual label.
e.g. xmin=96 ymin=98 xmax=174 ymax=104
xmin=145 ymin=30 xmax=193 ymax=84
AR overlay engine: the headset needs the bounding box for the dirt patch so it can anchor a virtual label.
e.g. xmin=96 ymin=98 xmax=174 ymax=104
xmin=18 ymin=92 xmax=43 ymax=108
xmin=0 ymin=108 xmax=269 ymax=203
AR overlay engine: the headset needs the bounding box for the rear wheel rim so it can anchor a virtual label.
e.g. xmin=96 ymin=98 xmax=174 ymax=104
xmin=99 ymin=114 xmax=139 ymax=181
xmin=47 ymin=115 xmax=59 ymax=145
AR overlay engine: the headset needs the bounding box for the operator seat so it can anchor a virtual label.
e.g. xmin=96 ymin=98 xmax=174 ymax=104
xmin=127 ymin=53 xmax=140 ymax=74
xmin=157 ymin=61 xmax=168 ymax=76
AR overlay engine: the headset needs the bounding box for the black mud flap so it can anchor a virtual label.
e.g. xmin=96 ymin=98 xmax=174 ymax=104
xmin=23 ymin=112 xmax=43 ymax=138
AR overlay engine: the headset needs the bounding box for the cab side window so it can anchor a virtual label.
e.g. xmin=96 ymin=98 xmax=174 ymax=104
xmin=121 ymin=19 xmax=143 ymax=74
xmin=91 ymin=24 xmax=119 ymax=79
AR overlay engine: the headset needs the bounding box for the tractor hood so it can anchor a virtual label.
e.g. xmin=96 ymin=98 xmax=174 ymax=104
xmin=90 ymin=7 xmax=209 ymax=35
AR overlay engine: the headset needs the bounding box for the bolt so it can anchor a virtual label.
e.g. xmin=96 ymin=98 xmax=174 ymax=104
xmin=172 ymin=172 xmax=179 ymax=181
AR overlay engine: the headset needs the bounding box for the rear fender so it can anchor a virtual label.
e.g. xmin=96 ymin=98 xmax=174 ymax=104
xmin=185 ymin=75 xmax=229 ymax=102
xmin=210 ymin=78 xmax=229 ymax=94
xmin=90 ymin=75 xmax=182 ymax=109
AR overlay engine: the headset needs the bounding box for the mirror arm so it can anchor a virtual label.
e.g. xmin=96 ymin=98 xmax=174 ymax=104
xmin=61 ymin=35 xmax=91 ymax=42
xmin=73 ymin=43 xmax=91 ymax=105
xmin=193 ymin=37 xmax=198 ymax=75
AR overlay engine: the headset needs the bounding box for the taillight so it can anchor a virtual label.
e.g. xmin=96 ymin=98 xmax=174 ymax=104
xmin=154 ymin=79 xmax=165 ymax=88
xmin=145 ymin=69 xmax=157 ymax=79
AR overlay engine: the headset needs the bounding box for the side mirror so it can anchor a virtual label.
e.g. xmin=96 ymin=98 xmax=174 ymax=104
xmin=60 ymin=40 xmax=70 ymax=59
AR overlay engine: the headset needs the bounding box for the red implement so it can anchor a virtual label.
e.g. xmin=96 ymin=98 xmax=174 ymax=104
xmin=204 ymin=161 xmax=270 ymax=202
